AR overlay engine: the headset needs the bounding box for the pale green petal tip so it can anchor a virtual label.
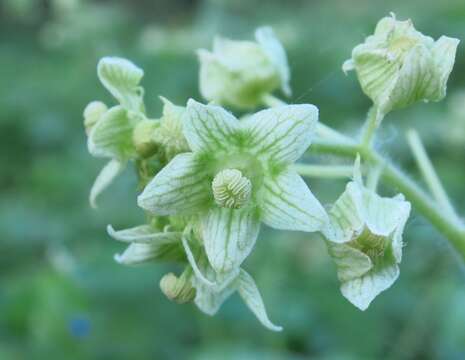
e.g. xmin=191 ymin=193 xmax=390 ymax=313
xmin=346 ymin=14 xmax=459 ymax=114
xmin=89 ymin=159 xmax=125 ymax=208
xmin=97 ymin=57 xmax=145 ymax=111
xmin=238 ymin=270 xmax=283 ymax=332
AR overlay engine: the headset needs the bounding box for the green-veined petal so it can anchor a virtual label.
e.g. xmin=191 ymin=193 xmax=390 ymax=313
xmin=137 ymin=153 xmax=211 ymax=215
xmin=340 ymin=262 xmax=399 ymax=311
xmin=238 ymin=270 xmax=282 ymax=332
xmin=182 ymin=99 xmax=239 ymax=152
xmin=87 ymin=106 xmax=136 ymax=160
xmin=242 ymin=104 xmax=318 ymax=164
xmin=259 ymin=168 xmax=328 ymax=232
xmin=114 ymin=236 xmax=184 ymax=265
xmin=202 ymin=206 xmax=260 ymax=275
xmin=107 ymin=224 xmax=182 ymax=244
xmin=97 ymin=57 xmax=144 ymax=111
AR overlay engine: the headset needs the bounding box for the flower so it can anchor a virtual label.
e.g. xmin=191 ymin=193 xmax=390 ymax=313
xmin=85 ymin=57 xmax=147 ymax=207
xmin=198 ymin=27 xmax=290 ymax=109
xmin=343 ymin=14 xmax=459 ymax=118
xmin=138 ymin=99 xmax=328 ymax=281
xmin=180 ymin=230 xmax=282 ymax=331
xmin=323 ymin=161 xmax=411 ymax=310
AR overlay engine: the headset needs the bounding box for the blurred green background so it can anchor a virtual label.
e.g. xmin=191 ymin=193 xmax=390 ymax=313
xmin=1 ymin=0 xmax=465 ymax=359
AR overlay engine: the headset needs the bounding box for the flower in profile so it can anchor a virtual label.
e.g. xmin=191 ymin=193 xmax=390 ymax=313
xmin=85 ymin=57 xmax=147 ymax=207
xmin=343 ymin=14 xmax=459 ymax=118
xmin=198 ymin=27 xmax=290 ymax=109
xmin=138 ymin=99 xmax=328 ymax=282
xmin=323 ymin=160 xmax=411 ymax=310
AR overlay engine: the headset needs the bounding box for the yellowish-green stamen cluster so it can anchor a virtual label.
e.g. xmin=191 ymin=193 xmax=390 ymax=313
xmin=212 ymin=169 xmax=252 ymax=209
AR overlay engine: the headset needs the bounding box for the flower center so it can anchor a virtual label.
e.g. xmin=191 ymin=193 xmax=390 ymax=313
xmin=212 ymin=169 xmax=252 ymax=209
xmin=350 ymin=227 xmax=388 ymax=261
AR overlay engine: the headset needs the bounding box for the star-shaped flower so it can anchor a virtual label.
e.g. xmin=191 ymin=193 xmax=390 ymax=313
xmin=138 ymin=99 xmax=328 ymax=280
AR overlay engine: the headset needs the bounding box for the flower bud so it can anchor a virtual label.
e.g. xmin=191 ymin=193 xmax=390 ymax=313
xmin=343 ymin=14 xmax=459 ymax=116
xmin=323 ymin=172 xmax=411 ymax=310
xmin=212 ymin=169 xmax=252 ymax=209
xmin=153 ymin=97 xmax=189 ymax=160
xmin=198 ymin=27 xmax=290 ymax=109
xmin=132 ymin=119 xmax=159 ymax=158
xmin=83 ymin=101 xmax=107 ymax=135
xmin=160 ymin=271 xmax=195 ymax=304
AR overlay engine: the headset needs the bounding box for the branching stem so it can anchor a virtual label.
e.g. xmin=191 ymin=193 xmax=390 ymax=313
xmin=264 ymin=95 xmax=465 ymax=262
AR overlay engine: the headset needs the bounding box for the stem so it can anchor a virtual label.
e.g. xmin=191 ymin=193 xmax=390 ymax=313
xmin=293 ymin=164 xmax=353 ymax=179
xmin=310 ymin=143 xmax=465 ymax=260
xmin=360 ymin=106 xmax=381 ymax=148
xmin=406 ymin=129 xmax=459 ymax=223
xmin=366 ymin=164 xmax=382 ymax=192
xmin=263 ymin=95 xmax=465 ymax=261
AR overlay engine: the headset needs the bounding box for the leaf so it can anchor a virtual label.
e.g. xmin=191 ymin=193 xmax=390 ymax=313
xmin=137 ymin=153 xmax=211 ymax=215
xmin=237 ymin=270 xmax=282 ymax=331
xmin=202 ymin=206 xmax=261 ymax=275
xmin=259 ymin=168 xmax=328 ymax=232
xmin=89 ymin=159 xmax=126 ymax=208
xmin=182 ymin=99 xmax=239 ymax=152
xmin=242 ymin=104 xmax=318 ymax=164
xmin=97 ymin=57 xmax=144 ymax=111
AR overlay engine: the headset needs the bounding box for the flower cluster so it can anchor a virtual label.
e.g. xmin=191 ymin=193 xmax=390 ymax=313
xmin=84 ymin=16 xmax=458 ymax=330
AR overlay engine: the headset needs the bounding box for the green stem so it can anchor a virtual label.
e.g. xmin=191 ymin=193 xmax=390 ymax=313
xmin=360 ymin=106 xmax=382 ymax=149
xmin=293 ymin=164 xmax=353 ymax=178
xmin=310 ymin=143 xmax=465 ymax=260
xmin=406 ymin=129 xmax=459 ymax=224
xmin=263 ymin=95 xmax=465 ymax=261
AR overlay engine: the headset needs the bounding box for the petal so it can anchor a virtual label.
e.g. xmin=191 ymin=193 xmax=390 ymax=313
xmin=89 ymin=159 xmax=126 ymax=208
xmin=203 ymin=206 xmax=260 ymax=275
xmin=107 ymin=224 xmax=182 ymax=244
xmin=351 ymin=48 xmax=400 ymax=113
xmin=182 ymin=99 xmax=239 ymax=152
xmin=137 ymin=153 xmax=211 ymax=215
xmin=87 ymin=106 xmax=137 ymax=160
xmin=431 ymin=36 xmax=459 ymax=99
xmin=97 ymin=57 xmax=144 ymax=111
xmin=340 ymin=262 xmax=399 ymax=310
xmin=255 ymin=26 xmax=291 ymax=96
xmin=259 ymin=169 xmax=328 ymax=232
xmin=242 ymin=104 xmax=318 ymax=164
xmin=358 ymin=184 xmax=411 ymax=237
xmin=193 ymin=270 xmax=238 ymax=316
xmin=326 ymin=243 xmax=372 ymax=283
xmin=114 ymin=235 xmax=184 ymax=265
xmin=188 ymin=248 xmax=240 ymax=315
xmin=238 ymin=270 xmax=283 ymax=332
